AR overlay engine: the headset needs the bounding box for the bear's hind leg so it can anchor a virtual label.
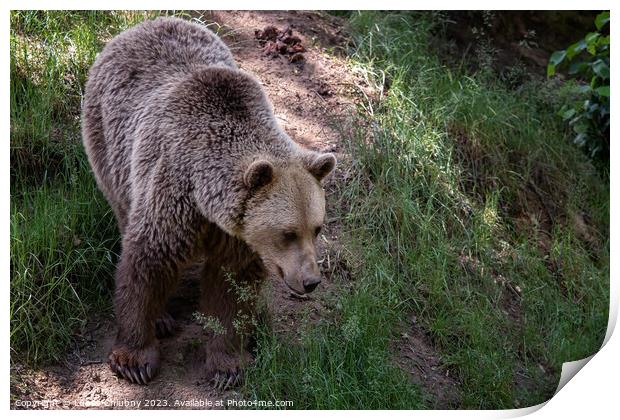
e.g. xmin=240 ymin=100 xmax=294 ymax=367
xmin=155 ymin=311 xmax=177 ymax=338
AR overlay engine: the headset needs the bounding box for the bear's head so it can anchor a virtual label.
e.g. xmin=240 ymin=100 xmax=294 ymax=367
xmin=241 ymin=152 xmax=336 ymax=295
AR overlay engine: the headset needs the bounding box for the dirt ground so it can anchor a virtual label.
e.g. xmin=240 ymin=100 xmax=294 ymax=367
xmin=10 ymin=11 xmax=461 ymax=409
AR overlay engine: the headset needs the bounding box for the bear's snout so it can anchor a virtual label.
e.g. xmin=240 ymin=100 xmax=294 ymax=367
xmin=300 ymin=254 xmax=322 ymax=294
xmin=278 ymin=254 xmax=323 ymax=295
xmin=303 ymin=276 xmax=322 ymax=293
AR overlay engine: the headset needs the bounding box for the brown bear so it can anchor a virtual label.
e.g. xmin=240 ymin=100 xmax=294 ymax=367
xmin=81 ymin=16 xmax=335 ymax=386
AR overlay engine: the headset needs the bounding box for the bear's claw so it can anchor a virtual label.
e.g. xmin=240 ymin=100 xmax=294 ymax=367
xmin=113 ymin=362 xmax=155 ymax=385
xmin=210 ymin=369 xmax=243 ymax=391
xmin=109 ymin=344 xmax=160 ymax=385
xmin=139 ymin=366 xmax=148 ymax=384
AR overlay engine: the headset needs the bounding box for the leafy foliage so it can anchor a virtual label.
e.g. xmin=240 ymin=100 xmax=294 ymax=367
xmin=548 ymin=11 xmax=610 ymax=165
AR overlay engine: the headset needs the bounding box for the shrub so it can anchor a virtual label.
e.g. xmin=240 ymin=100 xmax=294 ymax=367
xmin=548 ymin=11 xmax=609 ymax=166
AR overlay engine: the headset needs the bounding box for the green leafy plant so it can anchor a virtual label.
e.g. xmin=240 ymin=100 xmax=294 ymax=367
xmin=548 ymin=11 xmax=609 ymax=164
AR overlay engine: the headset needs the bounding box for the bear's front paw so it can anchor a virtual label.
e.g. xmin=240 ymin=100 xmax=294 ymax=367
xmin=155 ymin=312 xmax=178 ymax=338
xmin=109 ymin=342 xmax=160 ymax=385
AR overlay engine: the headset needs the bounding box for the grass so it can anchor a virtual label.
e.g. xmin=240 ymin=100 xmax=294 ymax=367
xmin=244 ymin=12 xmax=609 ymax=409
xmin=244 ymin=262 xmax=426 ymax=409
xmin=10 ymin=176 xmax=118 ymax=362
xmin=10 ymin=11 xmax=155 ymax=364
xmin=345 ymin=12 xmax=609 ymax=407
xmin=10 ymin=11 xmax=609 ymax=409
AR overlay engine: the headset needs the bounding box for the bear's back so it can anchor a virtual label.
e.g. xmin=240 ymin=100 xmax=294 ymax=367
xmin=97 ymin=17 xmax=236 ymax=81
xmin=82 ymin=17 xmax=237 ymax=218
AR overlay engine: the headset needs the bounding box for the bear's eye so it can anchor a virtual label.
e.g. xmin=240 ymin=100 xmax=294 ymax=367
xmin=283 ymin=231 xmax=297 ymax=242
xmin=314 ymin=226 xmax=322 ymax=237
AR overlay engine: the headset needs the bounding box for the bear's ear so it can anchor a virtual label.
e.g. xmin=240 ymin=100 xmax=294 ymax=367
xmin=244 ymin=160 xmax=274 ymax=190
xmin=306 ymin=153 xmax=337 ymax=182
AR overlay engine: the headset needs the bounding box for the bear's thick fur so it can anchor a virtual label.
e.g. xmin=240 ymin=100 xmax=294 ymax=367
xmin=82 ymin=17 xmax=335 ymax=385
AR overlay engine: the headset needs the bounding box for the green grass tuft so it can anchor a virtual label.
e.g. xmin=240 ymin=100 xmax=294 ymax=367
xmin=10 ymin=174 xmax=118 ymax=363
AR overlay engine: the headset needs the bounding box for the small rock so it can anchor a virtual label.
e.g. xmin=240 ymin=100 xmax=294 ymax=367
xmin=256 ymin=25 xmax=307 ymax=64
xmin=281 ymin=35 xmax=301 ymax=45
xmin=254 ymin=25 xmax=279 ymax=42
xmin=290 ymin=43 xmax=305 ymax=53
xmin=289 ymin=52 xmax=305 ymax=63
xmin=276 ymin=41 xmax=288 ymax=54
xmin=262 ymin=41 xmax=279 ymax=57
xmin=317 ymin=83 xmax=331 ymax=97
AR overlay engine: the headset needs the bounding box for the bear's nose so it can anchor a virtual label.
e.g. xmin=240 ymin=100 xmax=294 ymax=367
xmin=303 ymin=276 xmax=322 ymax=293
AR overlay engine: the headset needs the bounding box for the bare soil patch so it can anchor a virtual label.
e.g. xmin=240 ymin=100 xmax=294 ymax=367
xmin=394 ymin=315 xmax=462 ymax=409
